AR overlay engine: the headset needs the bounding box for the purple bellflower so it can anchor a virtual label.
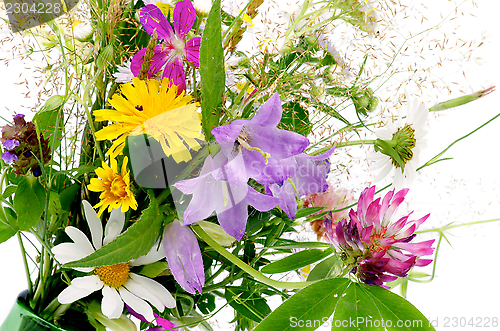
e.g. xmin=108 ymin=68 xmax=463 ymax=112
xmin=174 ymin=151 xmax=279 ymax=241
xmin=326 ymin=186 xmax=434 ymax=288
xmin=211 ymin=92 xmax=310 ymax=186
xmin=131 ymin=0 xmax=200 ymax=92
xmin=163 ymin=219 xmax=205 ymax=294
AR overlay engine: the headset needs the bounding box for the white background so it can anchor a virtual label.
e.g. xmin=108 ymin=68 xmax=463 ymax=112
xmin=1 ymin=0 xmax=500 ymax=330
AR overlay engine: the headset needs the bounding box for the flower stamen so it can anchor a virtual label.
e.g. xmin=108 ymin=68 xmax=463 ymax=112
xmin=94 ymin=263 xmax=130 ymax=288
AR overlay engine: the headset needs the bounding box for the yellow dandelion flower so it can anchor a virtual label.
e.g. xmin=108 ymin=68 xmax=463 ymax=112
xmin=94 ymin=77 xmax=204 ymax=163
xmin=88 ymin=156 xmax=138 ymax=217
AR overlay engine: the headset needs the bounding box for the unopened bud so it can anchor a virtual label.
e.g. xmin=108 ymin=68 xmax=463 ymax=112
xmin=429 ymin=86 xmax=495 ymax=111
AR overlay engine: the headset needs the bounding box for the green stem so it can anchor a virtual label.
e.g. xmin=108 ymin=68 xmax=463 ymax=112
xmin=193 ymin=226 xmax=316 ymax=290
xmin=415 ymin=218 xmax=500 ymax=235
xmin=17 ymin=232 xmax=33 ymax=298
xmin=335 ymin=139 xmax=377 ymax=148
xmin=418 ymin=111 xmax=500 ymax=171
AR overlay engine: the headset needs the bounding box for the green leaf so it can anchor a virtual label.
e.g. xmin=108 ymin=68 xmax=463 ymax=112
xmin=200 ymin=0 xmax=225 ymax=142
xmin=1 ymin=185 xmax=17 ymax=200
xmin=136 ymin=261 xmax=170 ymax=278
xmin=343 ymin=284 xmax=435 ymax=331
xmin=225 ymin=287 xmax=272 ymax=322
xmin=333 ymin=283 xmax=385 ymax=331
xmin=59 ymin=184 xmax=80 ymax=211
xmin=295 ymin=207 xmax=325 ymax=219
xmin=307 ymin=255 xmax=342 ymax=281
xmin=253 ymin=278 xmax=350 ymax=331
xmin=279 ymin=102 xmax=312 ymax=137
xmin=261 ymin=248 xmax=333 ymax=274
xmin=33 ymin=97 xmax=64 ymax=150
xmin=65 ymin=196 xmax=163 ymax=268
xmin=271 ymin=241 xmax=332 ymax=250
xmin=14 ymin=176 xmax=47 ymax=231
xmin=0 ymin=214 xmax=17 ymax=243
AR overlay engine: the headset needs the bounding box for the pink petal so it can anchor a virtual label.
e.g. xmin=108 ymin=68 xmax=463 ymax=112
xmin=173 ymin=0 xmax=197 ymax=39
xmin=184 ymin=37 xmax=201 ymax=67
xmin=163 ymin=57 xmax=186 ymax=92
xmin=140 ymin=4 xmax=174 ymax=40
xmin=393 ymin=239 xmax=435 ymax=256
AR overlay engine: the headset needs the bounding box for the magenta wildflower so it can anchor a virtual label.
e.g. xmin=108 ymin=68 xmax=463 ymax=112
xmin=326 ymin=186 xmax=434 ymax=288
xmin=127 ymin=305 xmax=177 ymax=331
xmin=131 ymin=0 xmax=200 ymax=92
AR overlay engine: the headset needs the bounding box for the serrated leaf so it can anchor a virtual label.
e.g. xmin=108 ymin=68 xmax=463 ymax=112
xmin=14 ymin=176 xmax=46 ymax=231
xmin=261 ymin=248 xmax=333 ymax=274
xmin=307 ymin=254 xmax=342 ymax=281
xmin=65 ymin=197 xmax=163 ymax=268
xmin=200 ymin=0 xmax=224 ymax=142
xmin=253 ymin=278 xmax=350 ymax=331
xmin=225 ymin=287 xmax=272 ymax=322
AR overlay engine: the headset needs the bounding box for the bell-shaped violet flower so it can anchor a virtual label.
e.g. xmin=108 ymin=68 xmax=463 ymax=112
xmin=211 ymin=92 xmax=310 ymax=186
xmin=131 ymin=1 xmax=200 ymax=92
xmin=267 ymin=148 xmax=334 ymax=219
xmin=174 ymin=151 xmax=279 ymax=241
xmin=163 ymin=219 xmax=205 ymax=295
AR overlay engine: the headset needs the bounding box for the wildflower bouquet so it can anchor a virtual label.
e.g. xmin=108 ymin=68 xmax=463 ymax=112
xmin=0 ymin=0 xmax=497 ymax=330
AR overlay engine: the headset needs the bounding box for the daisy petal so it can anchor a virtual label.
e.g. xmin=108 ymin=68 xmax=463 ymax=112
xmin=65 ymin=226 xmax=95 ymax=256
xmin=119 ymin=287 xmax=155 ymax=322
xmin=102 ymin=285 xmax=124 ymax=319
xmin=58 ymin=276 xmax=103 ymax=304
xmin=130 ymin=273 xmax=176 ymax=309
xmin=129 ymin=243 xmax=164 ymax=267
xmin=124 ymin=278 xmax=164 ymax=312
xmin=82 ymin=200 xmax=103 ymax=250
xmin=103 ymin=207 xmax=126 ymax=245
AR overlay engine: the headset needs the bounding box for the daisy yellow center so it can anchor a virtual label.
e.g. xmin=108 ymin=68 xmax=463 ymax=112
xmin=390 ymin=124 xmax=416 ymax=169
xmin=94 ymin=263 xmax=130 ymax=288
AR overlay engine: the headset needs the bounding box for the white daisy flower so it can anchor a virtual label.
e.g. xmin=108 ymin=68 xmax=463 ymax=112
xmin=113 ymin=62 xmax=135 ymax=84
xmin=369 ymin=100 xmax=429 ymax=189
xmin=72 ymin=20 xmax=93 ymax=42
xmin=52 ymin=201 xmax=175 ymax=322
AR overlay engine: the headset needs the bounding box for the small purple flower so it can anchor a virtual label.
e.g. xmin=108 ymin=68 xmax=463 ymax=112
xmin=131 ymin=1 xmax=200 ymax=92
xmin=266 ymin=148 xmax=334 ymax=219
xmin=327 ymin=186 xmax=434 ymax=288
xmin=163 ymin=219 xmax=205 ymax=294
xmin=174 ymin=151 xmax=279 ymax=241
xmin=1 ymin=151 xmax=18 ymax=164
xmin=3 ymin=139 xmax=20 ymax=150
